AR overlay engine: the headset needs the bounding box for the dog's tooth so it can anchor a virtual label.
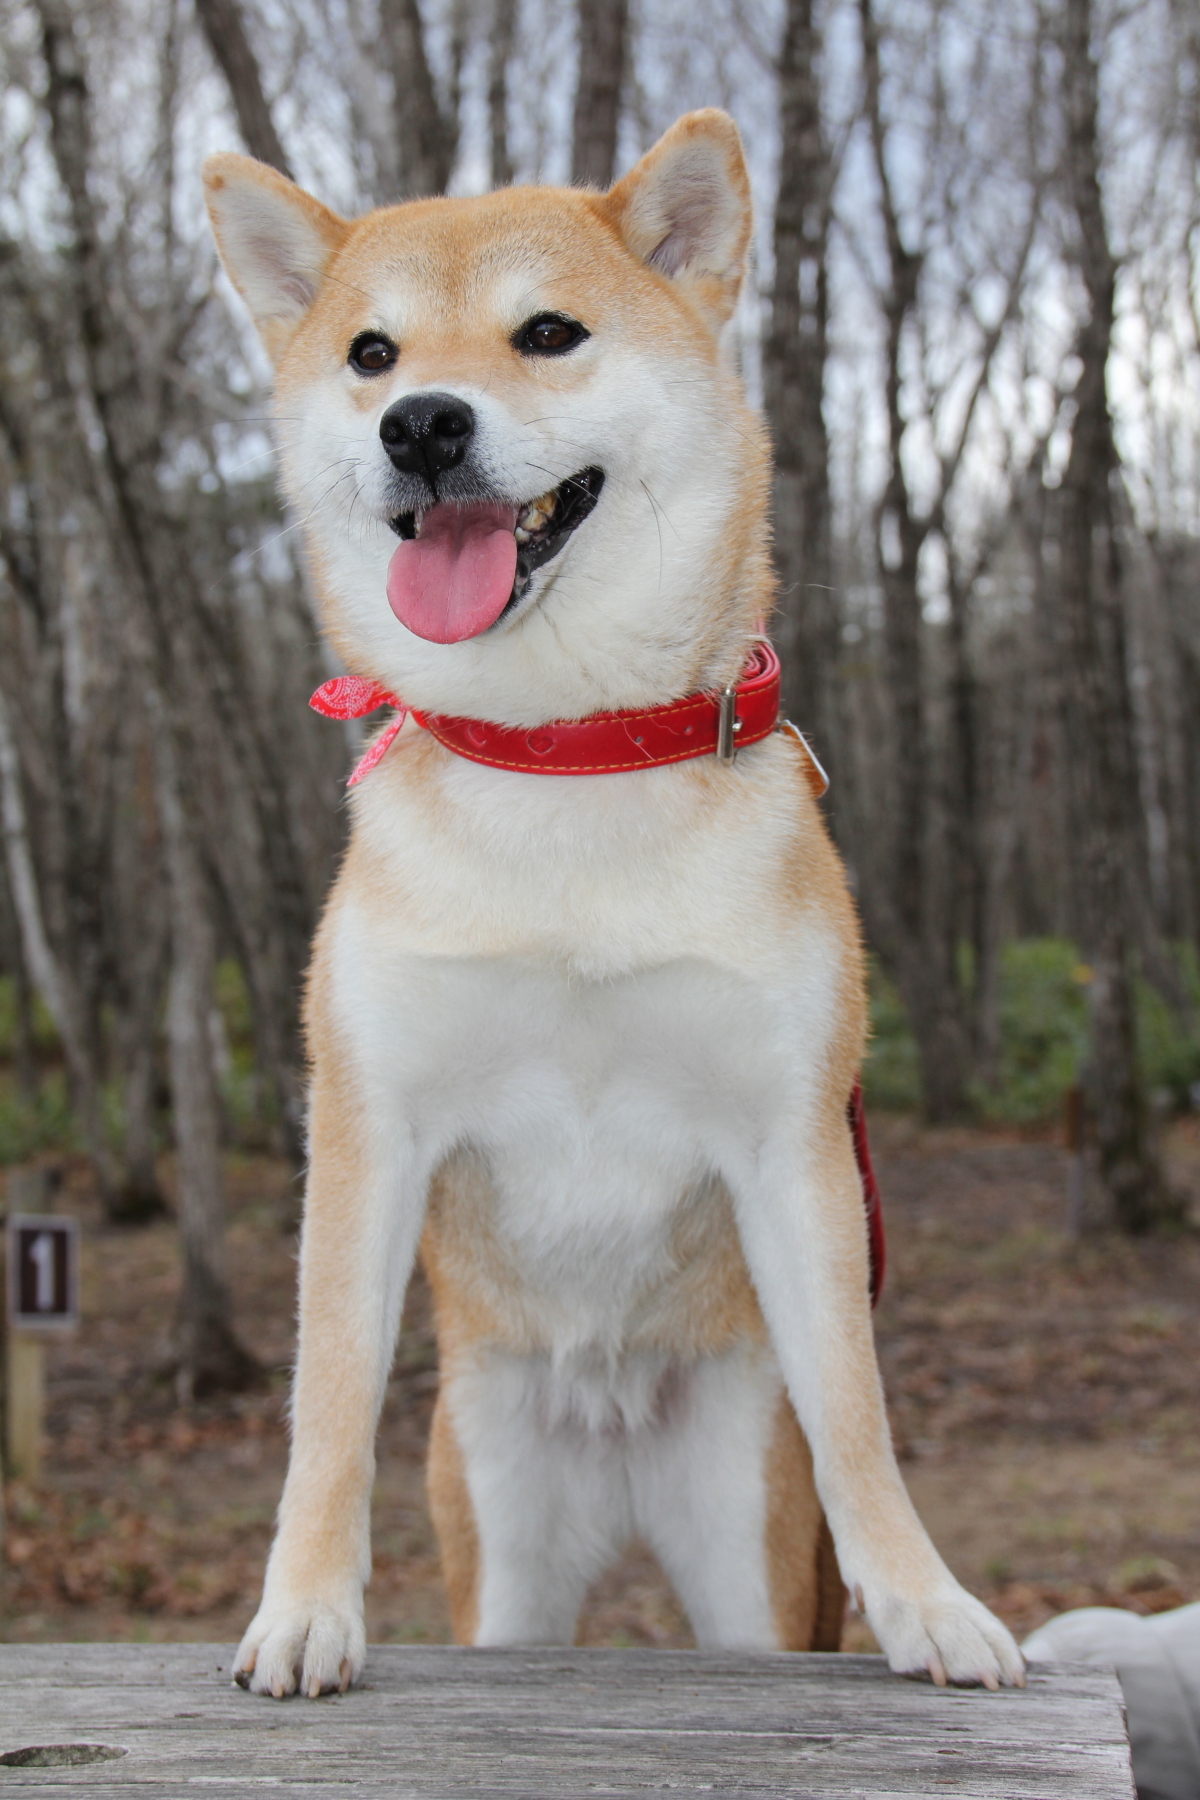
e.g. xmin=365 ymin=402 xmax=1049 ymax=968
xmin=516 ymin=489 xmax=557 ymax=534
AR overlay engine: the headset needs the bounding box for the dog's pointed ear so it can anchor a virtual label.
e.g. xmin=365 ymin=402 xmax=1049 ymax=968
xmin=600 ymin=111 xmax=752 ymax=330
xmin=202 ymin=153 xmax=349 ymax=361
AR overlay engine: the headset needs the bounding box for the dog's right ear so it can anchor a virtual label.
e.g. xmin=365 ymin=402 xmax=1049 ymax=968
xmin=601 ymin=110 xmax=752 ymax=331
xmin=202 ymin=154 xmax=349 ymax=361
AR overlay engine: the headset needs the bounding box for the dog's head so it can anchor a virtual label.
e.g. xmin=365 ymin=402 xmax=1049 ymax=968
xmin=204 ymin=111 xmax=771 ymax=726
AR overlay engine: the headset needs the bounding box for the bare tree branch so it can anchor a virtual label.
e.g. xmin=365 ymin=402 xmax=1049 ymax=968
xmin=195 ymin=0 xmax=294 ymax=178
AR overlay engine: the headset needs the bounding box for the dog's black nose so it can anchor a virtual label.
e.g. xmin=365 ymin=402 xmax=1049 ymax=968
xmin=380 ymin=392 xmax=475 ymax=482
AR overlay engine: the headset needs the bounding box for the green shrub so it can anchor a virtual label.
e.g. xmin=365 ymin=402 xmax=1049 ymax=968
xmin=0 ymin=1070 xmax=77 ymax=1165
xmin=0 ymin=975 xmax=60 ymax=1058
xmin=213 ymin=958 xmax=255 ymax=1051
xmin=214 ymin=958 xmax=279 ymax=1149
xmin=1136 ymin=945 xmax=1200 ymax=1108
xmin=975 ymin=938 xmax=1091 ymax=1124
xmin=865 ymin=938 xmax=1200 ymax=1124
xmin=861 ymin=959 xmax=923 ymax=1111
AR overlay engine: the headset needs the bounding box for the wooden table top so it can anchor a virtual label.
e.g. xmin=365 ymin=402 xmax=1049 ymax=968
xmin=0 ymin=1643 xmax=1134 ymax=1797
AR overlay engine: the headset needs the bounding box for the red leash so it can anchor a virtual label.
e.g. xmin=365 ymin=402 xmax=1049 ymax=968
xmin=849 ymin=1080 xmax=886 ymax=1306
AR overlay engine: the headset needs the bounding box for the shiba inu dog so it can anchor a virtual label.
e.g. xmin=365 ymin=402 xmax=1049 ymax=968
xmin=203 ymin=109 xmax=1024 ymax=1699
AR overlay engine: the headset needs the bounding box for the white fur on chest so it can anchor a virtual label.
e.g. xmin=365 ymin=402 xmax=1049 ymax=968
xmin=329 ymin=919 xmax=834 ymax=1345
xmin=321 ymin=743 xmax=843 ymax=1381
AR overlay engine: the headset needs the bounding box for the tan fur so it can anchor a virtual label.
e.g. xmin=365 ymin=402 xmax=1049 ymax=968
xmin=765 ymin=1395 xmax=846 ymax=1651
xmin=421 ymin=1148 xmax=767 ymax=1364
xmin=425 ymin=1383 xmax=481 ymax=1645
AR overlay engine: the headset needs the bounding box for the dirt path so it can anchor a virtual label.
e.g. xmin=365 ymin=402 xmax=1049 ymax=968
xmin=4 ymin=1121 xmax=1197 ymax=1651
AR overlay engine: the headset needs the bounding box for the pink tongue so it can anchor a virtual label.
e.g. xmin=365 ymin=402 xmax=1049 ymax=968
xmin=386 ymin=501 xmax=519 ymax=644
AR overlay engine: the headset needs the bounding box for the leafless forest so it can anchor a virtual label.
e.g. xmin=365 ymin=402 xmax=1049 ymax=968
xmin=1 ymin=0 xmax=1199 ymax=1397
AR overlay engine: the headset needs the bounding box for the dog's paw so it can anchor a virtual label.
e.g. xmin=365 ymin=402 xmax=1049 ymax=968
xmin=864 ymin=1580 xmax=1025 ymax=1689
xmin=233 ymin=1592 xmax=366 ymax=1699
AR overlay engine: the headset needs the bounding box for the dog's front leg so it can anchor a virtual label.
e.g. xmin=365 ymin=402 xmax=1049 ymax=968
xmin=732 ymin=1104 xmax=1024 ymax=1688
xmin=234 ymin=1059 xmax=424 ymax=1699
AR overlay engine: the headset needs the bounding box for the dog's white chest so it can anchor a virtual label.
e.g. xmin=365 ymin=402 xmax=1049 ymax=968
xmin=338 ymin=929 xmax=804 ymax=1346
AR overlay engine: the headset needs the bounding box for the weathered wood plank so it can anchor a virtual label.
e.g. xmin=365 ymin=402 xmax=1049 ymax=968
xmin=0 ymin=1644 xmax=1134 ymax=1798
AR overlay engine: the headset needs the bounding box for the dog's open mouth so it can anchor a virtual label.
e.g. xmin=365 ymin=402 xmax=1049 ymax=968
xmin=385 ymin=468 xmax=604 ymax=645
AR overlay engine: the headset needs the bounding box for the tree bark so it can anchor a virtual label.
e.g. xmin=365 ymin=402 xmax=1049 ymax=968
xmin=0 ymin=237 xmax=124 ymax=1201
xmin=194 ymin=0 xmax=293 ymax=177
xmin=762 ymin=0 xmax=838 ymax=769
xmin=0 ymin=679 xmax=115 ymax=1193
xmin=37 ymin=0 xmax=264 ymax=1356
xmin=855 ymin=0 xmax=1040 ymax=1121
xmin=1054 ymin=0 xmax=1176 ymax=1231
xmin=571 ymin=0 xmax=627 ymax=187
xmin=0 ymin=868 xmax=38 ymax=1100
xmin=109 ymin=734 xmax=169 ymax=1225
xmin=488 ymin=0 xmax=518 ymax=187
xmin=381 ymin=0 xmax=458 ymax=197
xmin=158 ymin=749 xmax=257 ymax=1398
xmin=858 ymin=0 xmax=968 ymax=1122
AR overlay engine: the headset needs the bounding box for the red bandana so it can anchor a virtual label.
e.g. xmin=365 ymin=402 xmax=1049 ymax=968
xmin=308 ymin=648 xmax=881 ymax=1303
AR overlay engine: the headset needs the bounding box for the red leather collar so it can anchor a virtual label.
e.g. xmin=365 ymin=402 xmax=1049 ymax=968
xmin=417 ymin=640 xmax=781 ymax=775
xmin=311 ymin=641 xmax=783 ymax=784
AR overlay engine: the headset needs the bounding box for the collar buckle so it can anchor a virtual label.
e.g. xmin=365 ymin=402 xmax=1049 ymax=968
xmin=716 ymin=686 xmax=739 ymax=763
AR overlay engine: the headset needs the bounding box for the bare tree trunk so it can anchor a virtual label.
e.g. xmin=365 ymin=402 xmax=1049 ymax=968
xmin=1054 ymin=0 xmax=1176 ymax=1231
xmin=945 ymin=558 xmax=982 ymax=1049
xmin=158 ymin=750 xmax=256 ymax=1398
xmin=108 ymin=725 xmax=168 ymax=1221
xmin=0 ymin=870 xmax=38 ymax=1099
xmin=855 ymin=0 xmax=1040 ymax=1120
xmin=381 ymin=0 xmax=459 ymax=197
xmin=37 ymin=0 xmax=263 ymax=1357
xmin=0 ymin=680 xmax=116 ymax=1190
xmin=194 ymin=0 xmax=293 ymax=177
xmin=488 ymin=0 xmax=518 ymax=187
xmin=762 ymin=0 xmax=838 ymax=770
xmin=117 ymin=1025 xmax=164 ymax=1222
xmin=0 ymin=267 xmax=122 ymax=1197
xmin=858 ymin=0 xmax=968 ymax=1121
xmin=571 ymin=0 xmax=627 ymax=186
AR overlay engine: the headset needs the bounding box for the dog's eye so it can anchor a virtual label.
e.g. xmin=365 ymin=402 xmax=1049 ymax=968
xmin=514 ymin=314 xmax=589 ymax=356
xmin=348 ymin=333 xmax=398 ymax=374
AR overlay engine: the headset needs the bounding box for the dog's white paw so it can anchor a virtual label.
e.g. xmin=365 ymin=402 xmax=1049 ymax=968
xmin=233 ymin=1591 xmax=366 ymax=1699
xmin=864 ymin=1579 xmax=1025 ymax=1689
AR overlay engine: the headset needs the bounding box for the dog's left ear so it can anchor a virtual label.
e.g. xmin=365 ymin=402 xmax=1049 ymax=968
xmin=202 ymin=153 xmax=349 ymax=362
xmin=601 ymin=110 xmax=751 ymax=330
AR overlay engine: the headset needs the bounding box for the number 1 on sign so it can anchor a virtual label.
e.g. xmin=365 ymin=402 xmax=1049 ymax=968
xmin=30 ymin=1231 xmax=55 ymax=1311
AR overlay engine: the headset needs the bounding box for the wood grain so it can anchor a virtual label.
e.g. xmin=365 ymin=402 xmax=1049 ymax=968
xmin=0 ymin=1644 xmax=1134 ymax=1797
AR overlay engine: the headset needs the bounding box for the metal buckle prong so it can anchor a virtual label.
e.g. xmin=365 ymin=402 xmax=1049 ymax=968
xmin=779 ymin=719 xmax=830 ymax=796
xmin=717 ymin=686 xmax=738 ymax=763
